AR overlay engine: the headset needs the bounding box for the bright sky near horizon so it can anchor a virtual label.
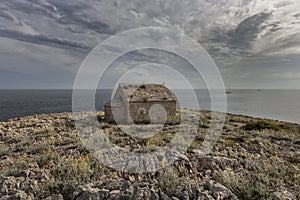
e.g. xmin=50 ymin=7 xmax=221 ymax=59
xmin=0 ymin=0 xmax=300 ymax=89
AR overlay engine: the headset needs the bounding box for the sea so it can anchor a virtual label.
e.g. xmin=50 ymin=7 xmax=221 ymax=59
xmin=0 ymin=89 xmax=299 ymax=124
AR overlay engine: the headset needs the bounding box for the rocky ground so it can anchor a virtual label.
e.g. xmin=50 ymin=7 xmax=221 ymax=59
xmin=0 ymin=110 xmax=299 ymax=200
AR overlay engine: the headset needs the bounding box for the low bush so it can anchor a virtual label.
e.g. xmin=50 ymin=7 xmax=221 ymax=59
xmin=158 ymin=167 xmax=180 ymax=193
xmin=243 ymin=120 xmax=281 ymax=131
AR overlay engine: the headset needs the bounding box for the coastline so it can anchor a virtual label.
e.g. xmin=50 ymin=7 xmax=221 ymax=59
xmin=1 ymin=111 xmax=299 ymax=199
xmin=2 ymin=110 xmax=299 ymax=125
xmin=1 ymin=89 xmax=300 ymax=124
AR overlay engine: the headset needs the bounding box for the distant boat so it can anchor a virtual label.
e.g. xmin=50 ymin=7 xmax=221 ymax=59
xmin=257 ymin=89 xmax=262 ymax=91
xmin=226 ymin=87 xmax=232 ymax=94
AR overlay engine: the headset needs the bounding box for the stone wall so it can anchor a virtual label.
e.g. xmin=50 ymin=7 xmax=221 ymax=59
xmin=129 ymin=101 xmax=176 ymax=123
xmin=105 ymin=101 xmax=176 ymax=124
xmin=104 ymin=105 xmax=128 ymax=123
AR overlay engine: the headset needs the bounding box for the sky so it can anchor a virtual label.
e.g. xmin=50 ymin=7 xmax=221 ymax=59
xmin=0 ymin=0 xmax=300 ymax=89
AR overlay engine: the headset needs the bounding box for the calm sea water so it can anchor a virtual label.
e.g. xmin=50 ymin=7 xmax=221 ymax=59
xmin=0 ymin=89 xmax=299 ymax=123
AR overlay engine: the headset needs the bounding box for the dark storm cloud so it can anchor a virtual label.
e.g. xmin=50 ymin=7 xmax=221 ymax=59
xmin=1 ymin=0 xmax=299 ymax=57
xmin=0 ymin=0 xmax=300 ymax=88
xmin=268 ymin=21 xmax=283 ymax=32
xmin=0 ymin=29 xmax=91 ymax=52
xmin=1 ymin=0 xmax=295 ymax=60
xmin=0 ymin=10 xmax=14 ymax=21
xmin=2 ymin=0 xmax=114 ymax=37
xmin=228 ymin=12 xmax=272 ymax=49
xmin=203 ymin=11 xmax=287 ymax=62
xmin=10 ymin=0 xmax=113 ymax=34
xmin=3 ymin=1 xmax=53 ymax=17
xmin=44 ymin=0 xmax=114 ymax=34
xmin=56 ymin=17 xmax=114 ymax=35
xmin=3 ymin=0 xmax=86 ymax=18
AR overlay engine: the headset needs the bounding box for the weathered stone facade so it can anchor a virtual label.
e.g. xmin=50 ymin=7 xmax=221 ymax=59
xmin=128 ymin=101 xmax=176 ymax=123
xmin=104 ymin=83 xmax=176 ymax=123
xmin=104 ymin=104 xmax=128 ymax=123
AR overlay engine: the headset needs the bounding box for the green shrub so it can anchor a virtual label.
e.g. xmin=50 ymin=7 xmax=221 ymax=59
xmin=215 ymin=170 xmax=272 ymax=200
xmin=37 ymin=149 xmax=56 ymax=167
xmin=0 ymin=144 xmax=10 ymax=157
xmin=1 ymin=134 xmax=23 ymax=144
xmin=158 ymin=166 xmax=180 ymax=193
xmin=215 ymin=157 xmax=299 ymax=200
xmin=243 ymin=120 xmax=281 ymax=131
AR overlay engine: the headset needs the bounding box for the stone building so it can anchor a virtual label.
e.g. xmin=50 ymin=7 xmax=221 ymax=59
xmin=104 ymin=83 xmax=176 ymax=123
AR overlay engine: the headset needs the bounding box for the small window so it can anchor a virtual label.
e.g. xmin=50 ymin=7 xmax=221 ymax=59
xmin=138 ymin=107 xmax=147 ymax=115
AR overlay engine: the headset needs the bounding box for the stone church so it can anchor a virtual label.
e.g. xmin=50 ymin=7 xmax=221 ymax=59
xmin=104 ymin=83 xmax=176 ymax=123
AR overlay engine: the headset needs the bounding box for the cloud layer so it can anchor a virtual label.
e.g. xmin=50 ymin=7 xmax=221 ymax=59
xmin=0 ymin=0 xmax=299 ymax=88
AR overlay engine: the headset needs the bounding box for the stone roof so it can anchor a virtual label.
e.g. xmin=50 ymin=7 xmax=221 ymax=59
xmin=119 ymin=83 xmax=176 ymax=102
